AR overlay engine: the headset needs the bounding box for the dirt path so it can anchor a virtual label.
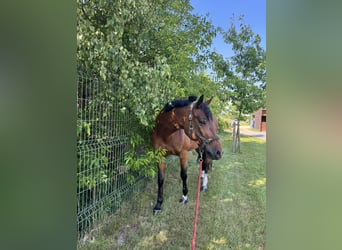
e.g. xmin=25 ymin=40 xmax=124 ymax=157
xmin=231 ymin=125 xmax=266 ymax=141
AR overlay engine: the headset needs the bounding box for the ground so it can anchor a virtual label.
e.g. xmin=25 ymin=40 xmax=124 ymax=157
xmin=78 ymin=131 xmax=266 ymax=250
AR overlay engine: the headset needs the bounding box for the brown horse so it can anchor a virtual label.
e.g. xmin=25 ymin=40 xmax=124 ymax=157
xmin=151 ymin=95 xmax=222 ymax=214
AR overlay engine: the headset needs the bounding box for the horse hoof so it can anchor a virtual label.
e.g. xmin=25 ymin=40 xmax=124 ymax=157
xmin=179 ymin=197 xmax=188 ymax=204
xmin=153 ymin=209 xmax=161 ymax=215
xmin=179 ymin=199 xmax=188 ymax=204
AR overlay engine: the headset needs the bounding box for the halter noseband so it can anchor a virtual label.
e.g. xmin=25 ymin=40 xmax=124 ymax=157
xmin=188 ymin=102 xmax=220 ymax=146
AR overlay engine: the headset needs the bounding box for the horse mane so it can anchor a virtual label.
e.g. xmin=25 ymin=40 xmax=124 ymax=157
xmin=163 ymin=95 xmax=213 ymax=120
xmin=164 ymin=96 xmax=197 ymax=112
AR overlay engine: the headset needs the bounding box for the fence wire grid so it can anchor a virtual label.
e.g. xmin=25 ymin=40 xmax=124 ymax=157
xmin=77 ymin=72 xmax=148 ymax=240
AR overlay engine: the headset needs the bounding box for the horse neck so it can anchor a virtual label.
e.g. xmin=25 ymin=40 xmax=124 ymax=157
xmin=156 ymin=105 xmax=190 ymax=136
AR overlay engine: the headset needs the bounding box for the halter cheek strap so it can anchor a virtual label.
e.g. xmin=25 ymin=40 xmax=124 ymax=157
xmin=188 ymin=102 xmax=195 ymax=137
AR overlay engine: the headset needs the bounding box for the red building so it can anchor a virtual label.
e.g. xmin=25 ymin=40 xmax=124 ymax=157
xmin=253 ymin=108 xmax=266 ymax=132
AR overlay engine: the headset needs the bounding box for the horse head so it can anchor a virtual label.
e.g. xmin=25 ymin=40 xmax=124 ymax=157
xmin=187 ymin=95 xmax=222 ymax=160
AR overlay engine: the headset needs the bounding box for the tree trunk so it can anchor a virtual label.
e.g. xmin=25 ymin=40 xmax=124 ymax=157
xmin=232 ymin=121 xmax=234 ymax=152
xmin=232 ymin=119 xmax=237 ymax=153
xmin=236 ymin=119 xmax=240 ymax=153
xmin=232 ymin=118 xmax=241 ymax=154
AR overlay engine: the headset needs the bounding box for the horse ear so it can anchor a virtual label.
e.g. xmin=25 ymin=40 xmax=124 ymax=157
xmin=205 ymin=96 xmax=213 ymax=106
xmin=196 ymin=95 xmax=204 ymax=108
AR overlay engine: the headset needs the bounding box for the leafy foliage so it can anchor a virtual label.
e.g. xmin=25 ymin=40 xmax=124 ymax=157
xmin=77 ymin=0 xmax=216 ymax=128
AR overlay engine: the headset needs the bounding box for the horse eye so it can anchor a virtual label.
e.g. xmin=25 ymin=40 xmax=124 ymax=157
xmin=199 ymin=119 xmax=207 ymax=126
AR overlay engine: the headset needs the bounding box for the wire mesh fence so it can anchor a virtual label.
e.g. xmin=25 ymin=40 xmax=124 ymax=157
xmin=77 ymin=72 xmax=148 ymax=240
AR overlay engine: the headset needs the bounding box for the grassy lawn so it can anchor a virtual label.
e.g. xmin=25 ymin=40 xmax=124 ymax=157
xmin=79 ymin=131 xmax=266 ymax=250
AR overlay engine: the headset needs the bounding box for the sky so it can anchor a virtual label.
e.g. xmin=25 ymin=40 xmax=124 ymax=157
xmin=190 ymin=0 xmax=266 ymax=59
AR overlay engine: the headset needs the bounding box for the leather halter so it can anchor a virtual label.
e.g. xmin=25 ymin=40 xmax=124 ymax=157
xmin=188 ymin=102 xmax=220 ymax=146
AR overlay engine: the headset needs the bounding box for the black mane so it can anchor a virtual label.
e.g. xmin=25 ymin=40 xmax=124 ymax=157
xmin=164 ymin=96 xmax=197 ymax=112
xmin=164 ymin=95 xmax=213 ymax=120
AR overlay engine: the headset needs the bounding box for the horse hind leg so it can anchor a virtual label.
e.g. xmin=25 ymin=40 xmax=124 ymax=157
xmin=153 ymin=162 xmax=165 ymax=215
xmin=179 ymin=151 xmax=188 ymax=204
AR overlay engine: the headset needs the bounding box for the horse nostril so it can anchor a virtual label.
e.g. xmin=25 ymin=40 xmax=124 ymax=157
xmin=217 ymin=150 xmax=222 ymax=158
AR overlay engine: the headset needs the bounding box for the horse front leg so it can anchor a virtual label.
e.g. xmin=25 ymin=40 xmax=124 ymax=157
xmin=201 ymin=153 xmax=209 ymax=192
xmin=153 ymin=162 xmax=165 ymax=215
xmin=179 ymin=151 xmax=188 ymax=204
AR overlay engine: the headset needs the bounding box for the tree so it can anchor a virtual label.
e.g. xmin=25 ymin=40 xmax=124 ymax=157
xmin=211 ymin=16 xmax=266 ymax=152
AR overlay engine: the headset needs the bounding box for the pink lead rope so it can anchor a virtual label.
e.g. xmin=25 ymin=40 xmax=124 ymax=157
xmin=191 ymin=157 xmax=203 ymax=250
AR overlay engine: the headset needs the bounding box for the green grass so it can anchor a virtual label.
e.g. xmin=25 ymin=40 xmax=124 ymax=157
xmin=78 ymin=132 xmax=266 ymax=250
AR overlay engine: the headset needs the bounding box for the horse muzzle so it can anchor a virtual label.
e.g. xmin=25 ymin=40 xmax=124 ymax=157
xmin=205 ymin=146 xmax=223 ymax=160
